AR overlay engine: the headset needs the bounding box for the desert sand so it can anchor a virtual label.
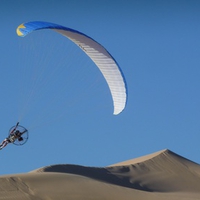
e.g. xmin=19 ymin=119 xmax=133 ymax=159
xmin=0 ymin=149 xmax=200 ymax=200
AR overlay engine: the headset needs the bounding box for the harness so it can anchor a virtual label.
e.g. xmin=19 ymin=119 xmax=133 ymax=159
xmin=8 ymin=134 xmax=17 ymax=143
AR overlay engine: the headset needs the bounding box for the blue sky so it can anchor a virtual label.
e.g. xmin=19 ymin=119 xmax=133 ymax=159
xmin=0 ymin=0 xmax=200 ymax=175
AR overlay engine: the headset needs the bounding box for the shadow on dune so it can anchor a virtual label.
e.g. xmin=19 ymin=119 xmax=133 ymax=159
xmin=35 ymin=164 xmax=153 ymax=191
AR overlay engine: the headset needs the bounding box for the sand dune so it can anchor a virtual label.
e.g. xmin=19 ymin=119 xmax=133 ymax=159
xmin=0 ymin=149 xmax=200 ymax=200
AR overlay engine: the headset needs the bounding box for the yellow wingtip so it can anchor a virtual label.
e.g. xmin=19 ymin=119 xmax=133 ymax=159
xmin=16 ymin=24 xmax=25 ymax=36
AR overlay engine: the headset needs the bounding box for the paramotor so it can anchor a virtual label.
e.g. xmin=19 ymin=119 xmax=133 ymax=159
xmin=8 ymin=123 xmax=29 ymax=146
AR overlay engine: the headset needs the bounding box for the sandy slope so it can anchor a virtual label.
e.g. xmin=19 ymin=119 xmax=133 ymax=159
xmin=0 ymin=149 xmax=200 ymax=200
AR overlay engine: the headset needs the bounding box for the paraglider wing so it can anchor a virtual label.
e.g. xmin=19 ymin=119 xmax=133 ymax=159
xmin=17 ymin=21 xmax=127 ymax=115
